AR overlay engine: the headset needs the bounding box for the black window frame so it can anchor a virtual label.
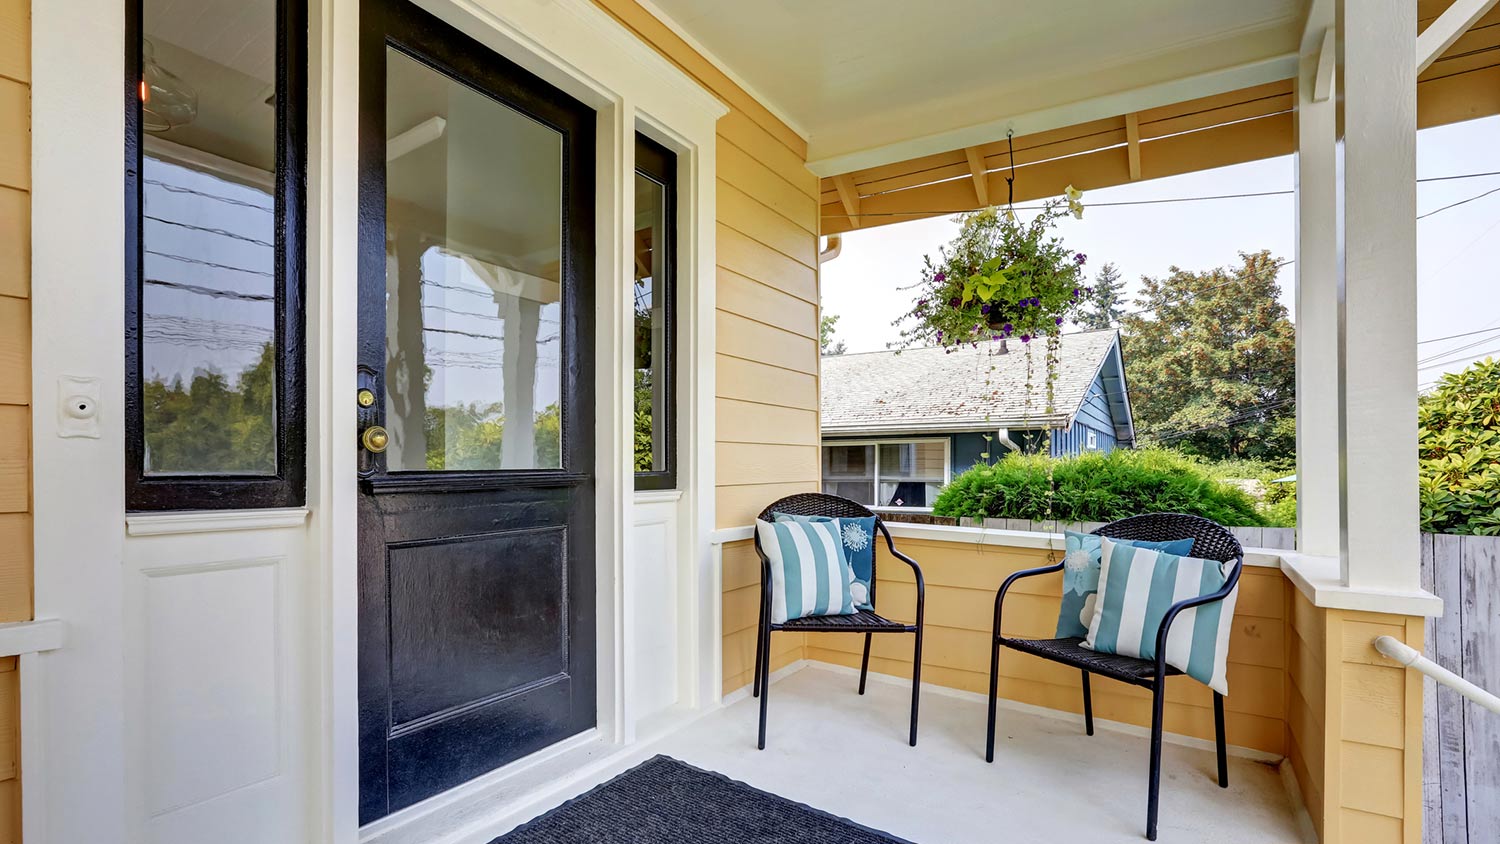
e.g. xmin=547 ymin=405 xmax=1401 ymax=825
xmin=632 ymin=133 xmax=677 ymax=492
xmin=124 ymin=0 xmax=308 ymax=511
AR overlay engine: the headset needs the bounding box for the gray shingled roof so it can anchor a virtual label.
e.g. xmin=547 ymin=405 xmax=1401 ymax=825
xmin=820 ymin=330 xmax=1122 ymax=435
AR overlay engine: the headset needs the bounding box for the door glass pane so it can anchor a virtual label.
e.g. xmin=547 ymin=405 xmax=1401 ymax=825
xmin=878 ymin=442 xmax=946 ymax=507
xmin=633 ymin=172 xmax=668 ymax=473
xmin=140 ymin=0 xmax=278 ymax=475
xmin=383 ymin=48 xmax=564 ymax=471
xmin=822 ymin=444 xmax=875 ymax=505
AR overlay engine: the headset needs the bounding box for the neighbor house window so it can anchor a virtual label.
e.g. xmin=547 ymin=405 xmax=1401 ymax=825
xmin=633 ymin=134 xmax=676 ymax=490
xmin=822 ymin=440 xmax=950 ymax=507
xmin=125 ymin=0 xmax=306 ymax=510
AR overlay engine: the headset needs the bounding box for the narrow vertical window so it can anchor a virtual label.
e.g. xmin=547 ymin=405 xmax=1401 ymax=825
xmin=633 ymin=134 xmax=676 ymax=490
xmin=126 ymin=0 xmax=306 ymax=509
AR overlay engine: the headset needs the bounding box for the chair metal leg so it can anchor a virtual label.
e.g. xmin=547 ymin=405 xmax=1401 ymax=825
xmin=1081 ymin=670 xmax=1094 ymax=736
xmin=858 ymin=632 xmax=872 ymax=695
xmin=756 ymin=624 xmax=771 ymax=750
xmin=985 ymin=636 xmax=1001 ymax=763
xmin=908 ymin=628 xmax=923 ymax=746
xmin=753 ymin=595 xmax=766 ymax=699
xmin=1214 ymin=692 xmax=1228 ymax=788
xmin=1146 ymin=681 xmax=1166 ymax=841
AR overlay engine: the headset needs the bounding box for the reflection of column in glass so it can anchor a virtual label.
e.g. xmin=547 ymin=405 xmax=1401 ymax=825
xmin=497 ymin=290 xmax=540 ymax=468
xmin=386 ymin=229 xmax=428 ymax=469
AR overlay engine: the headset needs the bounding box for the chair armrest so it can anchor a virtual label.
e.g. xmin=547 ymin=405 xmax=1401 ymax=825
xmin=878 ymin=523 xmax=925 ymax=625
xmin=1150 ymin=556 xmax=1244 ymax=678
xmin=993 ymin=560 xmax=1065 ymax=640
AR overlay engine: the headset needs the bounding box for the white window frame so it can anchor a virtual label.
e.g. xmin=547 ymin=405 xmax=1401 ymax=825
xmin=820 ymin=437 xmax=952 ymax=508
xmin=1086 ymin=429 xmax=1099 ymax=450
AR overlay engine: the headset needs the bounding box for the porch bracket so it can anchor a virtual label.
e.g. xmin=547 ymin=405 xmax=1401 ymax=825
xmin=963 ymin=146 xmax=990 ymax=205
xmin=1417 ymin=0 xmax=1500 ymax=74
xmin=1313 ymin=28 xmax=1334 ymax=102
xmin=1124 ymin=113 xmax=1142 ymax=180
xmin=833 ymin=174 xmax=862 ymax=228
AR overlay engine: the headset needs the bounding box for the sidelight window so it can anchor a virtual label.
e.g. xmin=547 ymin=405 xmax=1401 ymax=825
xmin=126 ymin=0 xmax=307 ymax=509
xmin=633 ymin=134 xmax=677 ymax=491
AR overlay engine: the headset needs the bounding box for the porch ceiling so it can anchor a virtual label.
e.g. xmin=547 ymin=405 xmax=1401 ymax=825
xmin=812 ymin=0 xmax=1500 ymax=233
xmin=647 ymin=0 xmax=1306 ymax=173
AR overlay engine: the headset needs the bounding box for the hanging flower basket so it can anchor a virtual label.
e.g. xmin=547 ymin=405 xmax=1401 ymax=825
xmin=895 ymin=192 xmax=1088 ymax=350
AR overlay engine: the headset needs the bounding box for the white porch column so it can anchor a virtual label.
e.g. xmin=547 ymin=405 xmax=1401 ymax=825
xmin=1294 ymin=0 xmax=1340 ymax=557
xmin=1333 ymin=0 xmax=1421 ymax=591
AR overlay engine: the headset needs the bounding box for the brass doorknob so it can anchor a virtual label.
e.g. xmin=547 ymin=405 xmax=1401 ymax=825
xmin=362 ymin=425 xmax=389 ymax=453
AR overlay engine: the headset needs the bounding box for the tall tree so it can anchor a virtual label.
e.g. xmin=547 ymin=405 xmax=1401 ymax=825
xmin=820 ymin=312 xmax=847 ymax=356
xmin=1120 ymin=250 xmax=1296 ymax=461
xmin=1077 ymin=261 xmax=1126 ymax=329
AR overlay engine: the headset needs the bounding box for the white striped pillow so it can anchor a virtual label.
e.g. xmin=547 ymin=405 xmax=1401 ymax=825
xmin=756 ymin=519 xmax=858 ymax=624
xmin=1082 ymin=537 xmax=1239 ymax=694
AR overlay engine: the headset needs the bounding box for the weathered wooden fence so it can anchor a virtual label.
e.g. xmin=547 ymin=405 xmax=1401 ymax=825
xmin=1422 ymin=532 xmax=1500 ymax=844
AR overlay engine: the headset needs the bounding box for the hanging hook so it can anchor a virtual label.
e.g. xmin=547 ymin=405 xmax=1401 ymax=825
xmin=1004 ymin=129 xmax=1018 ymax=222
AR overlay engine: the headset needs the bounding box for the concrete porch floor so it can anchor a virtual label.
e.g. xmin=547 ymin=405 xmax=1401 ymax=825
xmin=488 ymin=664 xmax=1313 ymax=843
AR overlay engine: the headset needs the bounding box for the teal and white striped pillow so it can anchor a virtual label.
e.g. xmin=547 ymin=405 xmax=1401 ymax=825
xmin=1082 ymin=537 xmax=1239 ymax=694
xmin=756 ymin=519 xmax=858 ymax=624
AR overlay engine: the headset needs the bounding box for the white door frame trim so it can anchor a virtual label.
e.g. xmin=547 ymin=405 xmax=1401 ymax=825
xmin=30 ymin=0 xmax=723 ymax=842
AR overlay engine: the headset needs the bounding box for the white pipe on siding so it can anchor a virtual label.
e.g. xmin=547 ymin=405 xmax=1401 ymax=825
xmin=1374 ymin=635 xmax=1500 ymax=715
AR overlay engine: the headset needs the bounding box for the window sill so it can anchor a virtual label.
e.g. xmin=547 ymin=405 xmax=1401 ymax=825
xmin=126 ymin=507 xmax=312 ymax=537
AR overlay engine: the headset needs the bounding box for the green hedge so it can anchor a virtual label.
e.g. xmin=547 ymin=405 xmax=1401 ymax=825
xmin=1419 ymin=357 xmax=1500 ymax=536
xmin=931 ymin=448 xmax=1266 ymax=526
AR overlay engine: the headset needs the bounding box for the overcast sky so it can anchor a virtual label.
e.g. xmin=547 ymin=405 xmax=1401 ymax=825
xmin=821 ymin=115 xmax=1500 ymax=390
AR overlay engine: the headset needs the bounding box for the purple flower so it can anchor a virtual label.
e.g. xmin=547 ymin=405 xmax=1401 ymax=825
xmin=992 ymin=334 xmax=1002 ymax=341
xmin=948 ymin=297 xmax=961 ymax=308
xmin=1055 ymin=317 xmax=1064 ymax=325
xmin=917 ymin=298 xmax=928 ymax=307
xmin=1021 ymin=334 xmax=1031 ymax=343
xmin=934 ymin=272 xmax=946 ymax=282
xmin=935 ymin=331 xmax=944 ymax=340
xmin=1074 ymin=253 xmax=1087 ymax=265
xmin=1031 ymin=297 xmax=1041 ymax=306
xmin=1002 ymin=323 xmax=1014 ymax=333
xmin=980 ymin=303 xmax=991 ymax=314
xmin=1018 ymin=299 xmax=1029 ymax=309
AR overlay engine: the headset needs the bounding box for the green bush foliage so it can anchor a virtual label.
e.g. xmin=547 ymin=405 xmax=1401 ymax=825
xmin=1419 ymin=357 xmax=1500 ymax=536
xmin=932 ymin=448 xmax=1266 ymax=526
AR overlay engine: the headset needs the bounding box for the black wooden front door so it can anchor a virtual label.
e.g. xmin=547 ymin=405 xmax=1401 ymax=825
xmin=356 ymin=0 xmax=596 ymax=823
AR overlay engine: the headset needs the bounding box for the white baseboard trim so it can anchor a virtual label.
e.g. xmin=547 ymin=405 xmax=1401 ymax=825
xmin=719 ymin=659 xmax=811 ymax=708
xmin=806 ymin=661 xmax=1285 ymax=765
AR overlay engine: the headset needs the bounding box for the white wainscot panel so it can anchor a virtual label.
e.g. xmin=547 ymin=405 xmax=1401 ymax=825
xmin=145 ymin=558 xmax=281 ymax=815
xmin=127 ymin=529 xmax=306 ymax=844
xmin=632 ymin=499 xmax=679 ymax=720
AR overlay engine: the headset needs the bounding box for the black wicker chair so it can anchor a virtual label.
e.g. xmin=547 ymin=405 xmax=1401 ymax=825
xmin=752 ymin=493 xmax=926 ymax=750
xmin=984 ymin=513 xmax=1244 ymax=841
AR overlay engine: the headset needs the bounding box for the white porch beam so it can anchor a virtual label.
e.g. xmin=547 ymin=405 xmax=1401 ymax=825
xmin=1417 ymin=0 xmax=1500 ymax=74
xmin=1294 ymin=13 xmax=1340 ymax=556
xmin=1333 ymin=0 xmax=1421 ymax=591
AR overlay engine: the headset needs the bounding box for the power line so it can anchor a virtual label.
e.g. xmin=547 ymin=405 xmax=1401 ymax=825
xmin=144 ymin=278 xmax=274 ymax=302
xmin=1418 ymin=325 xmax=1500 ymax=346
xmin=1417 ymin=344 xmax=1500 ymax=372
xmin=1418 ymin=185 xmax=1500 ymax=220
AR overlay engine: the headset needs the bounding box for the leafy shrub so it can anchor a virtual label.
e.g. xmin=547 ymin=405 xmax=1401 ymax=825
xmin=1418 ymin=358 xmax=1500 ymax=536
xmin=932 ymin=448 xmax=1266 ymax=526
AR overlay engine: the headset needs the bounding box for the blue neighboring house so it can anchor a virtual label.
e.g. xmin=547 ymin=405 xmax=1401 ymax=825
xmin=819 ymin=329 xmax=1135 ymax=509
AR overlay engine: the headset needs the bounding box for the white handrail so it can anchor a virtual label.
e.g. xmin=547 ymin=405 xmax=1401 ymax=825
xmin=1374 ymin=635 xmax=1500 ymax=715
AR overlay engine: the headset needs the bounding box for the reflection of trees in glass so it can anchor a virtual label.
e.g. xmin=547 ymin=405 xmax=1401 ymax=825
xmin=421 ymin=401 xmax=563 ymax=470
xmin=634 ymin=368 xmax=653 ymax=471
xmin=143 ymin=341 xmax=276 ymax=473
